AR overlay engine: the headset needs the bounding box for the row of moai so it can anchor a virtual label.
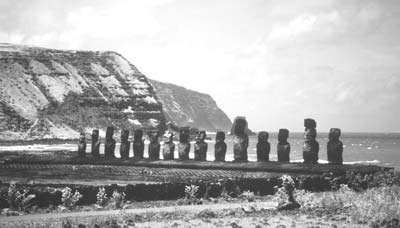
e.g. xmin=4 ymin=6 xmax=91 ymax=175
xmin=77 ymin=118 xmax=343 ymax=164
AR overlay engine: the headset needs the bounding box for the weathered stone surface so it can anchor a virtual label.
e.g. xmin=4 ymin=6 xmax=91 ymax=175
xmin=133 ymin=130 xmax=144 ymax=159
xmin=162 ymin=132 xmax=175 ymax=160
xmin=304 ymin=118 xmax=317 ymax=129
xmin=148 ymin=131 xmax=160 ymax=160
xmin=278 ymin=129 xmax=290 ymax=162
xmin=91 ymin=129 xmax=100 ymax=157
xmin=194 ymin=131 xmax=208 ymax=161
xmin=232 ymin=117 xmax=249 ymax=162
xmin=256 ymin=131 xmax=270 ymax=162
xmin=214 ymin=131 xmax=227 ymax=162
xmin=120 ymin=130 xmax=130 ymax=159
xmin=77 ymin=132 xmax=86 ymax=157
xmin=178 ymin=127 xmax=190 ymax=160
xmin=327 ymin=128 xmax=343 ymax=164
xmin=303 ymin=126 xmax=319 ymax=164
xmin=104 ymin=126 xmax=116 ymax=158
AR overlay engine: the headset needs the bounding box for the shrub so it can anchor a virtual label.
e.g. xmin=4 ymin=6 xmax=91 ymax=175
xmin=61 ymin=187 xmax=82 ymax=209
xmin=96 ymin=187 xmax=108 ymax=207
xmin=6 ymin=182 xmax=36 ymax=212
xmin=240 ymin=190 xmax=255 ymax=202
xmin=111 ymin=190 xmax=125 ymax=209
xmin=183 ymin=184 xmax=201 ymax=205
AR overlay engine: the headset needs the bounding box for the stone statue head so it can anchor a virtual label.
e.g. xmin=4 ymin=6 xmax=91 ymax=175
xmin=106 ymin=126 xmax=114 ymax=139
xmin=216 ymin=131 xmax=225 ymax=143
xmin=134 ymin=129 xmax=143 ymax=141
xmin=304 ymin=118 xmax=317 ymax=129
xmin=196 ymin=130 xmax=206 ymax=143
xmin=79 ymin=132 xmax=85 ymax=142
xmin=304 ymin=128 xmax=317 ymax=141
xmin=179 ymin=127 xmax=190 ymax=143
xmin=258 ymin=131 xmax=269 ymax=143
xmin=329 ymin=128 xmax=341 ymax=141
xmin=121 ymin=130 xmax=129 ymax=142
xmin=232 ymin=117 xmax=248 ymax=135
xmin=278 ymin=129 xmax=289 ymax=142
xmin=164 ymin=131 xmax=174 ymax=143
xmin=92 ymin=129 xmax=99 ymax=140
xmin=149 ymin=131 xmax=159 ymax=143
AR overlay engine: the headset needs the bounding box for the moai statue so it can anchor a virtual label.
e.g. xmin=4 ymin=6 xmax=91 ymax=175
xmin=232 ymin=117 xmax=249 ymax=162
xmin=77 ymin=132 xmax=86 ymax=157
xmin=91 ymin=129 xmax=100 ymax=157
xmin=256 ymin=131 xmax=270 ymax=162
xmin=277 ymin=129 xmax=291 ymax=162
xmin=148 ymin=131 xmax=161 ymax=160
xmin=214 ymin=131 xmax=227 ymax=162
xmin=178 ymin=127 xmax=191 ymax=160
xmin=194 ymin=131 xmax=208 ymax=161
xmin=327 ymin=128 xmax=343 ymax=164
xmin=133 ymin=129 xmax=145 ymax=159
xmin=302 ymin=119 xmax=319 ymax=164
xmin=120 ymin=130 xmax=130 ymax=159
xmin=104 ymin=126 xmax=116 ymax=158
xmin=162 ymin=131 xmax=175 ymax=160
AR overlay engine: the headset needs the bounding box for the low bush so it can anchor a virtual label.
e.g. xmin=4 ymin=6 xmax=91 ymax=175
xmin=61 ymin=187 xmax=82 ymax=209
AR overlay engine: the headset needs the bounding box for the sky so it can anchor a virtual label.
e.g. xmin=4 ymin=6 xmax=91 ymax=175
xmin=0 ymin=0 xmax=399 ymax=132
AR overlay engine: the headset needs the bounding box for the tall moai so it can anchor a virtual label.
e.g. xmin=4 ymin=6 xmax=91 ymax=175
xmin=327 ymin=128 xmax=343 ymax=164
xmin=148 ymin=131 xmax=161 ymax=160
xmin=232 ymin=117 xmax=249 ymax=162
xmin=214 ymin=131 xmax=227 ymax=162
xmin=302 ymin=119 xmax=319 ymax=163
xmin=91 ymin=129 xmax=100 ymax=157
xmin=256 ymin=131 xmax=270 ymax=162
xmin=162 ymin=131 xmax=175 ymax=160
xmin=120 ymin=130 xmax=130 ymax=159
xmin=178 ymin=127 xmax=190 ymax=160
xmin=277 ymin=129 xmax=291 ymax=162
xmin=77 ymin=132 xmax=86 ymax=158
xmin=133 ymin=129 xmax=145 ymax=159
xmin=194 ymin=130 xmax=208 ymax=161
xmin=104 ymin=126 xmax=116 ymax=158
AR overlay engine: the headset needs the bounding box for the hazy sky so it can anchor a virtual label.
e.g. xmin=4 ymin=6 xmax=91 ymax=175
xmin=1 ymin=0 xmax=399 ymax=132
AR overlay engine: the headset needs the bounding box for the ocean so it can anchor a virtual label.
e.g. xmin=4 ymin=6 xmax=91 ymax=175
xmin=1 ymin=132 xmax=399 ymax=170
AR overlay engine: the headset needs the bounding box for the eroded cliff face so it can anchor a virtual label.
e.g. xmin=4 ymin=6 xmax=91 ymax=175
xmin=0 ymin=43 xmax=165 ymax=140
xmin=150 ymin=80 xmax=232 ymax=132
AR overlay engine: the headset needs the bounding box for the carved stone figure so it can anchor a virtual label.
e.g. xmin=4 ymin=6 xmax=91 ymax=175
xmin=91 ymin=129 xmax=100 ymax=157
xmin=277 ymin=129 xmax=290 ymax=162
xmin=256 ymin=131 xmax=270 ymax=162
xmin=232 ymin=117 xmax=249 ymax=162
xmin=148 ymin=131 xmax=161 ymax=160
xmin=104 ymin=126 xmax=116 ymax=158
xmin=214 ymin=131 xmax=227 ymax=162
xmin=162 ymin=132 xmax=175 ymax=160
xmin=302 ymin=120 xmax=319 ymax=164
xmin=133 ymin=129 xmax=145 ymax=159
xmin=120 ymin=130 xmax=130 ymax=159
xmin=327 ymin=128 xmax=343 ymax=164
xmin=77 ymin=132 xmax=86 ymax=157
xmin=194 ymin=131 xmax=208 ymax=161
xmin=178 ymin=127 xmax=190 ymax=160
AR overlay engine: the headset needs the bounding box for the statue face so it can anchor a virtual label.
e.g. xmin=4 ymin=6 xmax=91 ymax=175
xmin=216 ymin=131 xmax=225 ymax=142
xmin=258 ymin=131 xmax=268 ymax=142
xmin=134 ymin=130 xmax=143 ymax=141
xmin=196 ymin=131 xmax=206 ymax=142
xmin=121 ymin=130 xmax=129 ymax=142
xmin=150 ymin=132 xmax=159 ymax=143
xmin=304 ymin=128 xmax=316 ymax=141
xmin=234 ymin=119 xmax=247 ymax=135
xmin=106 ymin=127 xmax=114 ymax=139
xmin=278 ymin=129 xmax=289 ymax=142
xmin=164 ymin=132 xmax=173 ymax=143
xmin=329 ymin=128 xmax=341 ymax=140
xmin=179 ymin=129 xmax=189 ymax=143
xmin=79 ymin=133 xmax=85 ymax=142
xmin=92 ymin=130 xmax=99 ymax=140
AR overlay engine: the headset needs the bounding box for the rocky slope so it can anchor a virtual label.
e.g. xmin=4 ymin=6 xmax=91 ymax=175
xmin=150 ymin=80 xmax=232 ymax=132
xmin=0 ymin=43 xmax=232 ymax=140
xmin=0 ymin=43 xmax=166 ymax=140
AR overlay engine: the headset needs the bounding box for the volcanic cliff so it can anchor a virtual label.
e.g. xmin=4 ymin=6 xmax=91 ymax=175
xmin=0 ymin=43 xmax=231 ymax=140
